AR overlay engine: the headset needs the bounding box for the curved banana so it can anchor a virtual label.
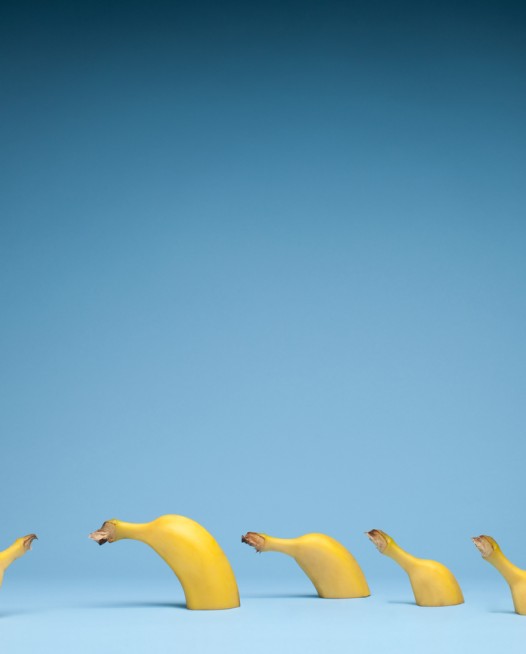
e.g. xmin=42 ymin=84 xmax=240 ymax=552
xmin=366 ymin=529 xmax=463 ymax=607
xmin=0 ymin=534 xmax=37 ymax=588
xmin=242 ymin=531 xmax=370 ymax=599
xmin=89 ymin=515 xmax=240 ymax=610
xmin=472 ymin=535 xmax=526 ymax=615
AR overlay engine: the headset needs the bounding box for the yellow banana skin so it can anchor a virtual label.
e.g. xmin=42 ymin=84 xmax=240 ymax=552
xmin=473 ymin=535 xmax=526 ymax=615
xmin=242 ymin=531 xmax=370 ymax=599
xmin=0 ymin=534 xmax=37 ymax=588
xmin=366 ymin=529 xmax=463 ymax=607
xmin=89 ymin=515 xmax=240 ymax=610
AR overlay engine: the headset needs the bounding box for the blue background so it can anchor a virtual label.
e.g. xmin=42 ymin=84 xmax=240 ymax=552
xmin=1 ymin=1 xmax=525 ymax=651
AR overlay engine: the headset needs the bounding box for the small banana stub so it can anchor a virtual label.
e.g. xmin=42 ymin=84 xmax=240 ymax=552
xmin=366 ymin=530 xmax=389 ymax=553
xmin=89 ymin=521 xmax=117 ymax=546
xmin=472 ymin=535 xmax=495 ymax=559
xmin=23 ymin=534 xmax=38 ymax=551
xmin=241 ymin=532 xmax=266 ymax=553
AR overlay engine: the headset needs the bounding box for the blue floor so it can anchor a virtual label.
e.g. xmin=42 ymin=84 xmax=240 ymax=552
xmin=0 ymin=578 xmax=523 ymax=653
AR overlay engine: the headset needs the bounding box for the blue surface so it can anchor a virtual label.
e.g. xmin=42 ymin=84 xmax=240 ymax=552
xmin=1 ymin=577 xmax=525 ymax=653
xmin=1 ymin=1 xmax=526 ymax=651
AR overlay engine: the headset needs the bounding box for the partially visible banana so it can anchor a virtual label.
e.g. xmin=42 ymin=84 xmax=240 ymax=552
xmin=472 ymin=535 xmax=526 ymax=615
xmin=242 ymin=531 xmax=370 ymax=598
xmin=0 ymin=534 xmax=37 ymax=588
xmin=366 ymin=529 xmax=463 ymax=607
xmin=89 ymin=515 xmax=240 ymax=610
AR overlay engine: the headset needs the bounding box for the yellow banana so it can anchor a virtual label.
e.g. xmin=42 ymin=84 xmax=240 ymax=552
xmin=0 ymin=534 xmax=37 ymax=588
xmin=472 ymin=535 xmax=526 ymax=615
xmin=89 ymin=515 xmax=240 ymax=610
xmin=366 ymin=529 xmax=463 ymax=607
xmin=241 ymin=531 xmax=370 ymax=599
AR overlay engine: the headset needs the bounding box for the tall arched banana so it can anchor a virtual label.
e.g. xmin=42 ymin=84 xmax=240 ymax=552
xmin=241 ymin=531 xmax=370 ymax=599
xmin=89 ymin=515 xmax=240 ymax=610
xmin=0 ymin=534 xmax=37 ymax=588
xmin=366 ymin=529 xmax=463 ymax=607
xmin=472 ymin=535 xmax=526 ymax=615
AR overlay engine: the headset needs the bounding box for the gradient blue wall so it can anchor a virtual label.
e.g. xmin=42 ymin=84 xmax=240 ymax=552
xmin=1 ymin=0 xmax=525 ymax=587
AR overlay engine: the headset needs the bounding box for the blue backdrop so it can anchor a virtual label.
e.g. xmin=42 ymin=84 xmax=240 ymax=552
xmin=1 ymin=1 xmax=525 ymax=650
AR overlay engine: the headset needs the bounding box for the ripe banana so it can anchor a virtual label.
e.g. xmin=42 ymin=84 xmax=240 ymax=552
xmin=89 ymin=515 xmax=240 ymax=610
xmin=242 ymin=531 xmax=370 ymax=598
xmin=472 ymin=535 xmax=526 ymax=615
xmin=0 ymin=534 xmax=37 ymax=588
xmin=366 ymin=529 xmax=463 ymax=607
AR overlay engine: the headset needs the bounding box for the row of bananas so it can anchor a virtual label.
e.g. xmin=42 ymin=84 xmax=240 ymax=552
xmin=2 ymin=515 xmax=524 ymax=613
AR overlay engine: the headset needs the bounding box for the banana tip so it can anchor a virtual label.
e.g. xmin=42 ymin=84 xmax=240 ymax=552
xmin=241 ymin=532 xmax=265 ymax=553
xmin=472 ymin=535 xmax=494 ymax=559
xmin=88 ymin=531 xmax=108 ymax=545
xmin=366 ymin=529 xmax=388 ymax=553
xmin=23 ymin=534 xmax=38 ymax=551
xmin=89 ymin=521 xmax=116 ymax=546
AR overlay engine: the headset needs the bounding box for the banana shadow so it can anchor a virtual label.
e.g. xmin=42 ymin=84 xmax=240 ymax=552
xmin=388 ymin=601 xmax=467 ymax=608
xmin=489 ymin=610 xmax=518 ymax=615
xmin=0 ymin=610 xmax=35 ymax=619
xmin=81 ymin=601 xmax=187 ymax=610
xmin=243 ymin=593 xmax=326 ymax=599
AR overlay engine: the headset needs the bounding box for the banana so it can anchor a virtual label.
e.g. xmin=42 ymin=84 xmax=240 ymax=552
xmin=366 ymin=529 xmax=463 ymax=607
xmin=241 ymin=531 xmax=370 ymax=598
xmin=0 ymin=534 xmax=37 ymax=588
xmin=89 ymin=515 xmax=240 ymax=610
xmin=472 ymin=535 xmax=526 ymax=615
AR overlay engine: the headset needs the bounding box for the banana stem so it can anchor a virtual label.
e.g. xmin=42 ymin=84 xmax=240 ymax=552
xmin=366 ymin=529 xmax=419 ymax=572
xmin=242 ymin=533 xmax=297 ymax=556
xmin=89 ymin=520 xmax=145 ymax=544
